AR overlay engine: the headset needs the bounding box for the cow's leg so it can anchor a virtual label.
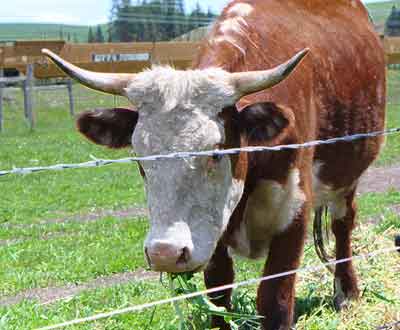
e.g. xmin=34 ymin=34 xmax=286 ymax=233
xmin=257 ymin=207 xmax=308 ymax=330
xmin=204 ymin=241 xmax=234 ymax=330
xmin=331 ymin=189 xmax=360 ymax=310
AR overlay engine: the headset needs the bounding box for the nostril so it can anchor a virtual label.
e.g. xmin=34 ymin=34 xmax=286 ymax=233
xmin=146 ymin=242 xmax=192 ymax=271
xmin=176 ymin=246 xmax=191 ymax=266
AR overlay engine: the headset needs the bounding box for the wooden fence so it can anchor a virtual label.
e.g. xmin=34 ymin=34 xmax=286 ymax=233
xmin=0 ymin=40 xmax=199 ymax=131
xmin=1 ymin=37 xmax=400 ymax=131
xmin=0 ymin=40 xmax=200 ymax=78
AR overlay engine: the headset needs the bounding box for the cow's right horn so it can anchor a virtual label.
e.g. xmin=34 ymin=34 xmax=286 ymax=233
xmin=230 ymin=48 xmax=309 ymax=98
xmin=42 ymin=49 xmax=135 ymax=96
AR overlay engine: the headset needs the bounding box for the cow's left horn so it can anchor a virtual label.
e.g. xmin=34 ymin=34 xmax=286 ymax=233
xmin=42 ymin=49 xmax=135 ymax=96
xmin=230 ymin=48 xmax=310 ymax=98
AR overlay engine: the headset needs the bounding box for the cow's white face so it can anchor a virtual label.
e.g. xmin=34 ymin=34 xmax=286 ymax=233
xmin=127 ymin=67 xmax=244 ymax=272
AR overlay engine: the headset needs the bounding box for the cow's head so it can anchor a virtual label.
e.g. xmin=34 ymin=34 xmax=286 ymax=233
xmin=42 ymin=48 xmax=308 ymax=273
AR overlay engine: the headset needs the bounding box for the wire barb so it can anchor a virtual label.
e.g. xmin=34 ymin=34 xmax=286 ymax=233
xmin=1 ymin=127 xmax=399 ymax=177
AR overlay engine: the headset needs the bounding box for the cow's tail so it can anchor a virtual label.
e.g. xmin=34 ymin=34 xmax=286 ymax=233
xmin=313 ymin=207 xmax=335 ymax=274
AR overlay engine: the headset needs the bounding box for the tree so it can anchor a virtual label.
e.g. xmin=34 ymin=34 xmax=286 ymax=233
xmin=73 ymin=33 xmax=79 ymax=43
xmin=108 ymin=0 xmax=214 ymax=42
xmin=95 ymin=25 xmax=105 ymax=42
xmin=88 ymin=27 xmax=95 ymax=43
xmin=59 ymin=26 xmax=64 ymax=40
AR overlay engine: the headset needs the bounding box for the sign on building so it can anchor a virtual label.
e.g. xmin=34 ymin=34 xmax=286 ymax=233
xmin=92 ymin=53 xmax=150 ymax=62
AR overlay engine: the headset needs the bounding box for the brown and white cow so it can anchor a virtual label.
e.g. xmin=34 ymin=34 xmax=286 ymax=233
xmin=42 ymin=1 xmax=386 ymax=329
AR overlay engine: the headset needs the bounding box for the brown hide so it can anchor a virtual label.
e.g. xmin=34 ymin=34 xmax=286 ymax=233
xmin=195 ymin=0 xmax=386 ymax=187
xmin=197 ymin=1 xmax=386 ymax=329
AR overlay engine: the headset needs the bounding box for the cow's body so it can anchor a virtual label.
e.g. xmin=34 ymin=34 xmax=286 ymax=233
xmin=194 ymin=2 xmax=385 ymax=328
xmin=43 ymin=1 xmax=386 ymax=329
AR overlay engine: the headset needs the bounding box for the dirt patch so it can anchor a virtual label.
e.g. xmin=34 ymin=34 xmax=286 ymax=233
xmin=0 ymin=269 xmax=157 ymax=307
xmin=391 ymin=205 xmax=400 ymax=215
xmin=358 ymin=165 xmax=400 ymax=194
xmin=42 ymin=206 xmax=149 ymax=225
xmin=0 ymin=232 xmax=68 ymax=247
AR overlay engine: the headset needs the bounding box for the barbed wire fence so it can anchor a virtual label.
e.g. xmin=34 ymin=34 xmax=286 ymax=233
xmin=1 ymin=127 xmax=399 ymax=176
xmin=34 ymin=246 xmax=400 ymax=330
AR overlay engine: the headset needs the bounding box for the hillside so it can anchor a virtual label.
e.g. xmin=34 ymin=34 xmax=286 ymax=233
xmin=0 ymin=1 xmax=399 ymax=42
xmin=0 ymin=23 xmax=107 ymax=43
xmin=366 ymin=0 xmax=400 ymax=25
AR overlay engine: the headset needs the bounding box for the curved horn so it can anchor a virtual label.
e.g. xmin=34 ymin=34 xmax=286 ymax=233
xmin=230 ymin=48 xmax=310 ymax=98
xmin=42 ymin=49 xmax=135 ymax=96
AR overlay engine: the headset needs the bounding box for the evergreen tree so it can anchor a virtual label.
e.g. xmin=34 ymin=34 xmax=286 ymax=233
xmin=116 ymin=0 xmax=133 ymax=41
xmin=109 ymin=0 xmax=214 ymax=42
xmin=109 ymin=0 xmax=120 ymax=41
xmin=88 ymin=27 xmax=95 ymax=43
xmin=73 ymin=33 xmax=79 ymax=43
xmin=189 ymin=2 xmax=203 ymax=31
xmin=107 ymin=22 xmax=113 ymax=42
xmin=59 ymin=26 xmax=64 ymax=40
xmin=95 ymin=25 xmax=105 ymax=42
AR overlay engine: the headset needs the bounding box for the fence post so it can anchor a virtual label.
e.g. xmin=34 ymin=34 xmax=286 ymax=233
xmin=0 ymin=69 xmax=3 ymax=132
xmin=23 ymin=64 xmax=34 ymax=130
xmin=67 ymin=79 xmax=75 ymax=117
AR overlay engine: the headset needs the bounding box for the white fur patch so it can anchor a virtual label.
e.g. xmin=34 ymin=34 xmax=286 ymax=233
xmin=219 ymin=17 xmax=248 ymax=35
xmin=312 ymin=162 xmax=354 ymax=219
xmin=126 ymin=66 xmax=236 ymax=112
xmin=231 ymin=169 xmax=306 ymax=259
xmin=227 ymin=3 xmax=254 ymax=17
xmin=210 ymin=36 xmax=246 ymax=55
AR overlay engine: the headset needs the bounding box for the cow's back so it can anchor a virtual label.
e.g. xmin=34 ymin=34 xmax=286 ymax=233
xmin=195 ymin=0 xmax=386 ymax=188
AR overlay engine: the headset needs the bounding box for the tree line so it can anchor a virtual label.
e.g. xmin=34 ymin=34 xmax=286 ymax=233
xmin=86 ymin=0 xmax=216 ymax=43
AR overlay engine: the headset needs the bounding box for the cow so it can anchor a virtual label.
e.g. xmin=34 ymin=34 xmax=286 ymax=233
xmin=42 ymin=1 xmax=386 ymax=329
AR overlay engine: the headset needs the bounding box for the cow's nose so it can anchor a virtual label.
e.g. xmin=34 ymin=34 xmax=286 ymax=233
xmin=145 ymin=242 xmax=192 ymax=273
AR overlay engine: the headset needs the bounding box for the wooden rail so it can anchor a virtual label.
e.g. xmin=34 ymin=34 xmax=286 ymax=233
xmin=1 ymin=38 xmax=400 ymax=78
xmin=0 ymin=40 xmax=200 ymax=78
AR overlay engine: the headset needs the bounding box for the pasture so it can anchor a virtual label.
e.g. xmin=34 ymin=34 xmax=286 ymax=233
xmin=0 ymin=23 xmax=105 ymax=43
xmin=0 ymin=70 xmax=399 ymax=329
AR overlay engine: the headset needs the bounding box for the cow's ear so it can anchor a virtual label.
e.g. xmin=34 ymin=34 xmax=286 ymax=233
xmin=238 ymin=102 xmax=295 ymax=144
xmin=77 ymin=108 xmax=138 ymax=148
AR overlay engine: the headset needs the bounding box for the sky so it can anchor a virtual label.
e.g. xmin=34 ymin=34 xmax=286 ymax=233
xmin=0 ymin=0 xmax=393 ymax=26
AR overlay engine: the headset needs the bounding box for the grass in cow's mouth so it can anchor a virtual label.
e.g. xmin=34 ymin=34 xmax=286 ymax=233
xmin=166 ymin=272 xmax=263 ymax=330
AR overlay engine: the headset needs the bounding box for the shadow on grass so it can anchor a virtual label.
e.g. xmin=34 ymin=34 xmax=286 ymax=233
xmin=294 ymin=293 xmax=334 ymax=323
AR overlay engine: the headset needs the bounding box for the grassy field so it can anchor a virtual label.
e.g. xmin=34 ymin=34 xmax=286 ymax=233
xmin=0 ymin=23 xmax=107 ymax=43
xmin=0 ymin=71 xmax=399 ymax=329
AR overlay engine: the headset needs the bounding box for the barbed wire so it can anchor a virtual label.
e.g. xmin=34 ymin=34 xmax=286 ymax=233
xmin=35 ymin=245 xmax=400 ymax=330
xmin=1 ymin=127 xmax=399 ymax=177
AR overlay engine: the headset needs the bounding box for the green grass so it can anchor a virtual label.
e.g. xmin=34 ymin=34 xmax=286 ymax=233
xmin=0 ymin=23 xmax=107 ymax=43
xmin=0 ymin=223 xmax=398 ymax=330
xmin=0 ymin=71 xmax=399 ymax=329
xmin=0 ymin=217 xmax=148 ymax=297
xmin=0 ymin=86 xmax=145 ymax=226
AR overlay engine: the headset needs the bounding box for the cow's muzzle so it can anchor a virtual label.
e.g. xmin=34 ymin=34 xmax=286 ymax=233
xmin=145 ymin=241 xmax=195 ymax=273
